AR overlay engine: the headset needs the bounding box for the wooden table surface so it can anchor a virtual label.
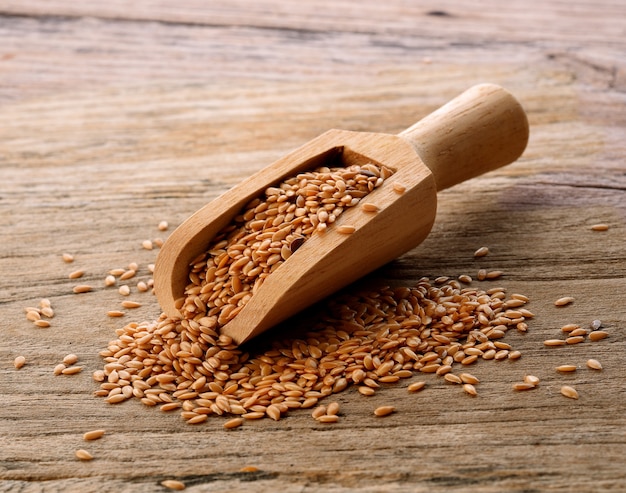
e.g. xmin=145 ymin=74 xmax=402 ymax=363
xmin=1 ymin=1 xmax=625 ymax=492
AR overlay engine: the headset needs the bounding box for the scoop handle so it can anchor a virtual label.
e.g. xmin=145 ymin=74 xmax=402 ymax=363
xmin=398 ymin=83 xmax=529 ymax=191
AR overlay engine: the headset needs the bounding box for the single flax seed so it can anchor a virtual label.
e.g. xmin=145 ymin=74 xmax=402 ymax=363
xmin=586 ymin=359 xmax=602 ymax=370
xmin=374 ymin=405 xmax=395 ymax=417
xmin=83 ymin=430 xmax=105 ymax=441
xmin=14 ymin=355 xmax=26 ymax=369
xmin=554 ymin=296 xmax=574 ymax=307
xmin=590 ymin=224 xmax=609 ymax=231
xmin=161 ymin=479 xmax=186 ymax=491
xmin=62 ymin=253 xmax=74 ymax=263
xmin=560 ymin=385 xmax=579 ymax=399
xmin=68 ymin=270 xmax=85 ymax=279
xmin=473 ymin=247 xmax=489 ymax=258
xmin=589 ymin=331 xmax=608 ymax=342
xmin=75 ymin=449 xmax=93 ymax=461
xmin=73 ymin=285 xmax=92 ymax=294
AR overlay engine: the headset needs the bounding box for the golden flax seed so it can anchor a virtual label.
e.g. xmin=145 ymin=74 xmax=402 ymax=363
xmin=407 ymin=381 xmax=426 ymax=392
xmin=463 ymin=384 xmax=478 ymax=396
xmin=317 ymin=415 xmax=339 ymax=423
xmin=565 ymin=336 xmax=585 ymax=345
xmin=474 ymin=247 xmax=489 ymax=258
xmin=560 ymin=385 xmax=579 ymax=399
xmin=118 ymin=285 xmax=131 ymax=296
xmin=223 ymin=417 xmax=244 ymax=429
xmin=53 ymin=363 xmax=66 ymax=375
xmin=63 ymin=354 xmax=78 ymax=365
xmin=107 ymin=311 xmax=125 ymax=318
xmin=586 ymin=359 xmax=602 ymax=370
xmin=524 ymin=375 xmax=540 ymax=386
xmin=75 ymin=449 xmax=93 ymax=461
xmin=33 ymin=320 xmax=51 ymax=328
xmin=72 ymin=285 xmax=92 ymax=294
xmin=121 ymin=301 xmax=142 ymax=309
xmin=13 ymin=355 xmax=26 ymax=369
xmin=336 ymin=225 xmax=356 ymax=235
xmin=590 ymin=224 xmax=609 ymax=231
xmin=62 ymin=253 xmax=75 ymax=263
xmin=142 ymin=240 xmax=154 ymax=250
xmin=589 ymin=330 xmax=608 ymax=342
xmin=554 ymin=296 xmax=574 ymax=307
xmin=374 ymin=405 xmax=395 ymax=417
xmin=62 ymin=366 xmax=83 ymax=375
xmin=544 ymin=339 xmax=566 ymax=347
xmin=68 ymin=270 xmax=85 ymax=279
xmin=512 ymin=382 xmax=536 ymax=391
xmin=161 ymin=479 xmax=186 ymax=491
xmin=556 ymin=365 xmax=577 ymax=373
xmin=83 ymin=430 xmax=105 ymax=441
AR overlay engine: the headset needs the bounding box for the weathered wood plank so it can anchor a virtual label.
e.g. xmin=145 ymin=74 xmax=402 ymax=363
xmin=1 ymin=1 xmax=625 ymax=492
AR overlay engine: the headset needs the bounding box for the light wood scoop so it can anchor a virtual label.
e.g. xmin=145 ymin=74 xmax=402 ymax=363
xmin=154 ymin=83 xmax=529 ymax=345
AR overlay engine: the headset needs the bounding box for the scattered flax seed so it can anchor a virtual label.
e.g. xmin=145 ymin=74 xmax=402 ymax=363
xmin=460 ymin=373 xmax=480 ymax=385
xmin=393 ymin=183 xmax=406 ymax=194
xmin=556 ymin=365 xmax=577 ymax=373
xmin=154 ymin=238 xmax=164 ymax=248
xmin=136 ymin=281 xmax=148 ymax=292
xmin=524 ymin=375 xmax=540 ymax=386
xmin=317 ymin=415 xmax=339 ymax=423
xmin=33 ymin=320 xmax=51 ymax=328
xmin=161 ymin=479 xmax=186 ymax=491
xmin=75 ymin=449 xmax=93 ymax=461
xmin=104 ymin=275 xmax=116 ymax=287
xmin=41 ymin=306 xmax=54 ymax=318
xmin=240 ymin=466 xmax=260 ymax=473
xmin=109 ymin=268 xmax=125 ymax=277
xmin=121 ymin=301 xmax=142 ymax=309
xmin=158 ymin=221 xmax=169 ymax=231
xmin=374 ymin=405 xmax=395 ymax=417
xmin=508 ymin=350 xmax=522 ymax=360
xmin=223 ymin=417 xmax=244 ymax=429
xmin=62 ymin=366 xmax=83 ymax=375
xmin=62 ymin=253 xmax=74 ymax=263
xmin=120 ymin=270 xmax=136 ymax=281
xmin=14 ymin=355 xmax=26 ymax=369
xmin=63 ymin=354 xmax=78 ymax=365
xmin=565 ymin=336 xmax=585 ymax=345
xmin=458 ymin=274 xmax=472 ymax=284
xmin=477 ymin=269 xmax=487 ymax=281
xmin=26 ymin=310 xmax=41 ymax=322
xmin=142 ymin=240 xmax=154 ymax=250
xmin=512 ymin=382 xmax=536 ymax=391
xmin=554 ymin=296 xmax=574 ymax=307
xmin=118 ymin=285 xmax=131 ymax=296
xmin=590 ymin=223 xmax=609 ymax=231
xmin=68 ymin=269 xmax=85 ymax=279
xmin=107 ymin=310 xmax=125 ymax=318
xmin=586 ymin=359 xmax=603 ymax=370
xmin=73 ymin=285 xmax=92 ymax=294
xmin=444 ymin=373 xmax=462 ymax=384
xmin=561 ymin=324 xmax=579 ymax=333
xmin=326 ymin=402 xmax=340 ymax=416
xmin=53 ymin=363 xmax=66 ymax=375
xmin=336 ymin=225 xmax=356 ymax=235
xmin=544 ymin=339 xmax=566 ymax=347
xmin=83 ymin=429 xmax=105 ymax=441
xmin=589 ymin=330 xmax=608 ymax=342
xmin=407 ymin=381 xmax=426 ymax=392
xmin=463 ymin=384 xmax=478 ymax=396
xmin=560 ymin=385 xmax=579 ymax=399
xmin=361 ymin=202 xmax=379 ymax=213
xmin=486 ymin=270 xmax=503 ymax=280
xmin=311 ymin=405 xmax=327 ymax=419
xmin=569 ymin=328 xmax=587 ymax=337
xmin=473 ymin=246 xmax=489 ymax=258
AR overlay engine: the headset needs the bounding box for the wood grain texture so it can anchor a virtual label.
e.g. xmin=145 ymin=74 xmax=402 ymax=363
xmin=1 ymin=1 xmax=625 ymax=492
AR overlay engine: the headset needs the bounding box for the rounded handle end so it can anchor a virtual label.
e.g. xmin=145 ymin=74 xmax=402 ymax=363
xmin=399 ymin=83 xmax=529 ymax=191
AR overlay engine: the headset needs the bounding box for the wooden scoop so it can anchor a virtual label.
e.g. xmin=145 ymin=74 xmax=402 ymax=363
xmin=154 ymin=83 xmax=529 ymax=345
